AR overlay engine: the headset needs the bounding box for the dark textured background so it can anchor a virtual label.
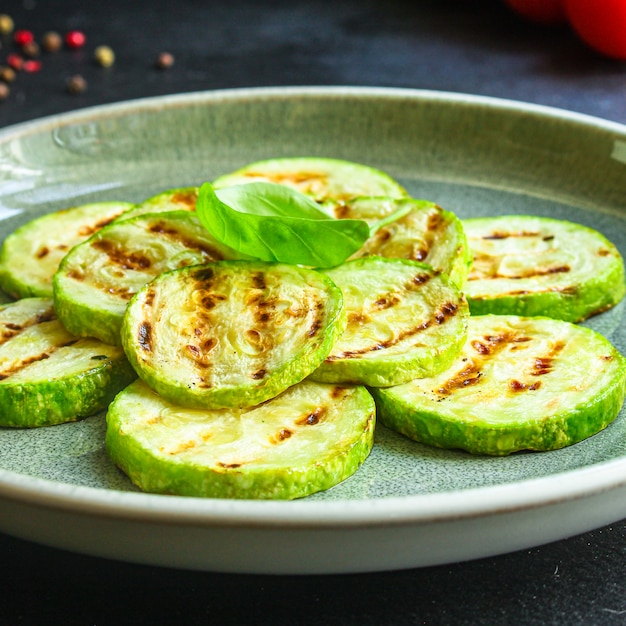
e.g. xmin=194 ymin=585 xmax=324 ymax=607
xmin=1 ymin=1 xmax=626 ymax=624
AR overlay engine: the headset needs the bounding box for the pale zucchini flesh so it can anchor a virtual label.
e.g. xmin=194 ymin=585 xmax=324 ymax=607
xmin=106 ymin=378 xmax=375 ymax=499
xmin=463 ymin=215 xmax=626 ymax=322
xmin=310 ymin=257 xmax=469 ymax=387
xmin=0 ymin=298 xmax=136 ymax=427
xmin=344 ymin=197 xmax=472 ymax=288
xmin=372 ymin=314 xmax=626 ymax=455
xmin=121 ymin=260 xmax=346 ymax=410
xmin=212 ymin=157 xmax=408 ymax=204
xmin=53 ymin=211 xmax=243 ymax=346
xmin=0 ymin=201 xmax=133 ymax=299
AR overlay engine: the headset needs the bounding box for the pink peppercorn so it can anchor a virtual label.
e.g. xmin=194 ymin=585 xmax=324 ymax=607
xmin=65 ymin=30 xmax=86 ymax=49
xmin=14 ymin=29 xmax=34 ymax=46
xmin=6 ymin=53 xmax=23 ymax=71
xmin=22 ymin=59 xmax=42 ymax=72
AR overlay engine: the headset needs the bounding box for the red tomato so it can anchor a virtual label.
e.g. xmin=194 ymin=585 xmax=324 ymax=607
xmin=503 ymin=0 xmax=568 ymax=24
xmin=564 ymin=0 xmax=626 ymax=59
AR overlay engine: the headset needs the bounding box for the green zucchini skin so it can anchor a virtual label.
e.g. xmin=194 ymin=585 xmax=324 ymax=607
xmin=53 ymin=210 xmax=243 ymax=346
xmin=0 ymin=201 xmax=133 ymax=299
xmin=0 ymin=298 xmax=136 ymax=428
xmin=343 ymin=197 xmax=472 ymax=289
xmin=463 ymin=215 xmax=626 ymax=322
xmin=310 ymin=257 xmax=469 ymax=387
xmin=372 ymin=314 xmax=626 ymax=455
xmin=106 ymin=379 xmax=375 ymax=499
xmin=121 ymin=260 xmax=346 ymax=410
xmin=212 ymin=157 xmax=408 ymax=203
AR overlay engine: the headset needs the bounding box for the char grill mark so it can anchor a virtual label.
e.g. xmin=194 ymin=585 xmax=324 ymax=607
xmin=138 ymin=321 xmax=153 ymax=352
xmin=529 ymin=340 xmax=564 ymax=376
xmin=0 ymin=309 xmax=56 ymax=344
xmin=436 ymin=331 xmax=563 ymax=398
xmin=328 ymin=299 xmax=460 ymax=361
xmin=295 ymin=406 xmax=327 ymax=426
xmin=0 ymin=352 xmax=50 ymax=380
xmin=0 ymin=323 xmax=80 ymax=379
xmin=147 ymin=221 xmax=224 ymax=261
xmin=269 ymin=428 xmax=293 ymax=444
xmin=306 ymin=301 xmax=325 ymax=338
xmin=509 ymin=379 xmax=541 ymax=392
xmin=171 ymin=190 xmax=199 ymax=210
xmin=77 ymin=214 xmax=121 ymax=238
xmin=482 ymin=230 xmax=540 ymax=240
xmin=243 ymin=170 xmax=327 ymax=187
xmin=91 ymin=239 xmax=151 ymax=271
xmin=435 ymin=360 xmax=482 ymax=396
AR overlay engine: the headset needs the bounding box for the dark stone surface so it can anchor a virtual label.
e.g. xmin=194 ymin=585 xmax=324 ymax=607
xmin=1 ymin=1 xmax=625 ymax=624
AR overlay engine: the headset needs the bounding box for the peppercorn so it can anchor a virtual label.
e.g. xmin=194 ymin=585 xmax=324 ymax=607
xmin=0 ymin=66 xmax=16 ymax=83
xmin=65 ymin=30 xmax=86 ymax=49
xmin=0 ymin=14 xmax=14 ymax=36
xmin=155 ymin=51 xmax=174 ymax=69
xmin=23 ymin=59 xmax=41 ymax=73
xmin=22 ymin=41 xmax=40 ymax=58
xmin=0 ymin=82 xmax=9 ymax=101
xmin=6 ymin=53 xmax=23 ymax=71
xmin=41 ymin=31 xmax=63 ymax=52
xmin=66 ymin=74 xmax=87 ymax=95
xmin=94 ymin=45 xmax=115 ymax=67
xmin=14 ymin=30 xmax=34 ymax=47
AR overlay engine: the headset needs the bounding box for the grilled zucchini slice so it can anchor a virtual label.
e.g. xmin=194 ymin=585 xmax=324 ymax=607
xmin=53 ymin=211 xmax=243 ymax=346
xmin=106 ymin=378 xmax=375 ymax=499
xmin=0 ymin=201 xmax=133 ymax=299
xmin=372 ymin=314 xmax=626 ymax=455
xmin=212 ymin=157 xmax=407 ymax=204
xmin=115 ymin=186 xmax=199 ymax=222
xmin=121 ymin=260 xmax=346 ymax=410
xmin=344 ymin=197 xmax=471 ymax=288
xmin=463 ymin=215 xmax=626 ymax=322
xmin=0 ymin=297 xmax=136 ymax=427
xmin=310 ymin=257 xmax=469 ymax=387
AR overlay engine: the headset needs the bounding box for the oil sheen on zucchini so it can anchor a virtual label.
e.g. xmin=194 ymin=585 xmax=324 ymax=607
xmin=0 ymin=201 xmax=133 ymax=299
xmin=121 ymin=260 xmax=346 ymax=410
xmin=53 ymin=210 xmax=244 ymax=346
xmin=212 ymin=157 xmax=408 ymax=204
xmin=106 ymin=378 xmax=375 ymax=499
xmin=0 ymin=297 xmax=136 ymax=427
xmin=344 ymin=197 xmax=472 ymax=288
xmin=463 ymin=215 xmax=626 ymax=322
xmin=372 ymin=314 xmax=626 ymax=455
xmin=310 ymin=257 xmax=469 ymax=387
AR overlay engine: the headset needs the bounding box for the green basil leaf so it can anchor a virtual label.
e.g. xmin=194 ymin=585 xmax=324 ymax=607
xmin=197 ymin=182 xmax=370 ymax=268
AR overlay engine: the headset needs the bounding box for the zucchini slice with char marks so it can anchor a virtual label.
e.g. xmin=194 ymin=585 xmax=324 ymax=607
xmin=0 ymin=298 xmax=136 ymax=427
xmin=372 ymin=314 xmax=626 ymax=455
xmin=310 ymin=257 xmax=469 ymax=387
xmin=106 ymin=378 xmax=375 ymax=499
xmin=212 ymin=157 xmax=407 ymax=204
xmin=343 ymin=197 xmax=471 ymax=289
xmin=53 ymin=210 xmax=244 ymax=346
xmin=115 ymin=186 xmax=199 ymax=222
xmin=463 ymin=215 xmax=626 ymax=322
xmin=0 ymin=201 xmax=133 ymax=299
xmin=121 ymin=260 xmax=346 ymax=410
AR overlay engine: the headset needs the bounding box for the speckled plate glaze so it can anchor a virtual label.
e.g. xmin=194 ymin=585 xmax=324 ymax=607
xmin=1 ymin=87 xmax=626 ymax=574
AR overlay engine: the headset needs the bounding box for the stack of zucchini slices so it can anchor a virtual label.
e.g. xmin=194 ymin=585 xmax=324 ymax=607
xmin=0 ymin=157 xmax=624 ymax=500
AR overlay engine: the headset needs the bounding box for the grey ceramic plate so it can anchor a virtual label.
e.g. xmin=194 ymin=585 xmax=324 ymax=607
xmin=1 ymin=87 xmax=626 ymax=574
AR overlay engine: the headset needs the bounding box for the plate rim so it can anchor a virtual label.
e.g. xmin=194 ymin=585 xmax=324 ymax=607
xmin=1 ymin=85 xmax=626 ymax=532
